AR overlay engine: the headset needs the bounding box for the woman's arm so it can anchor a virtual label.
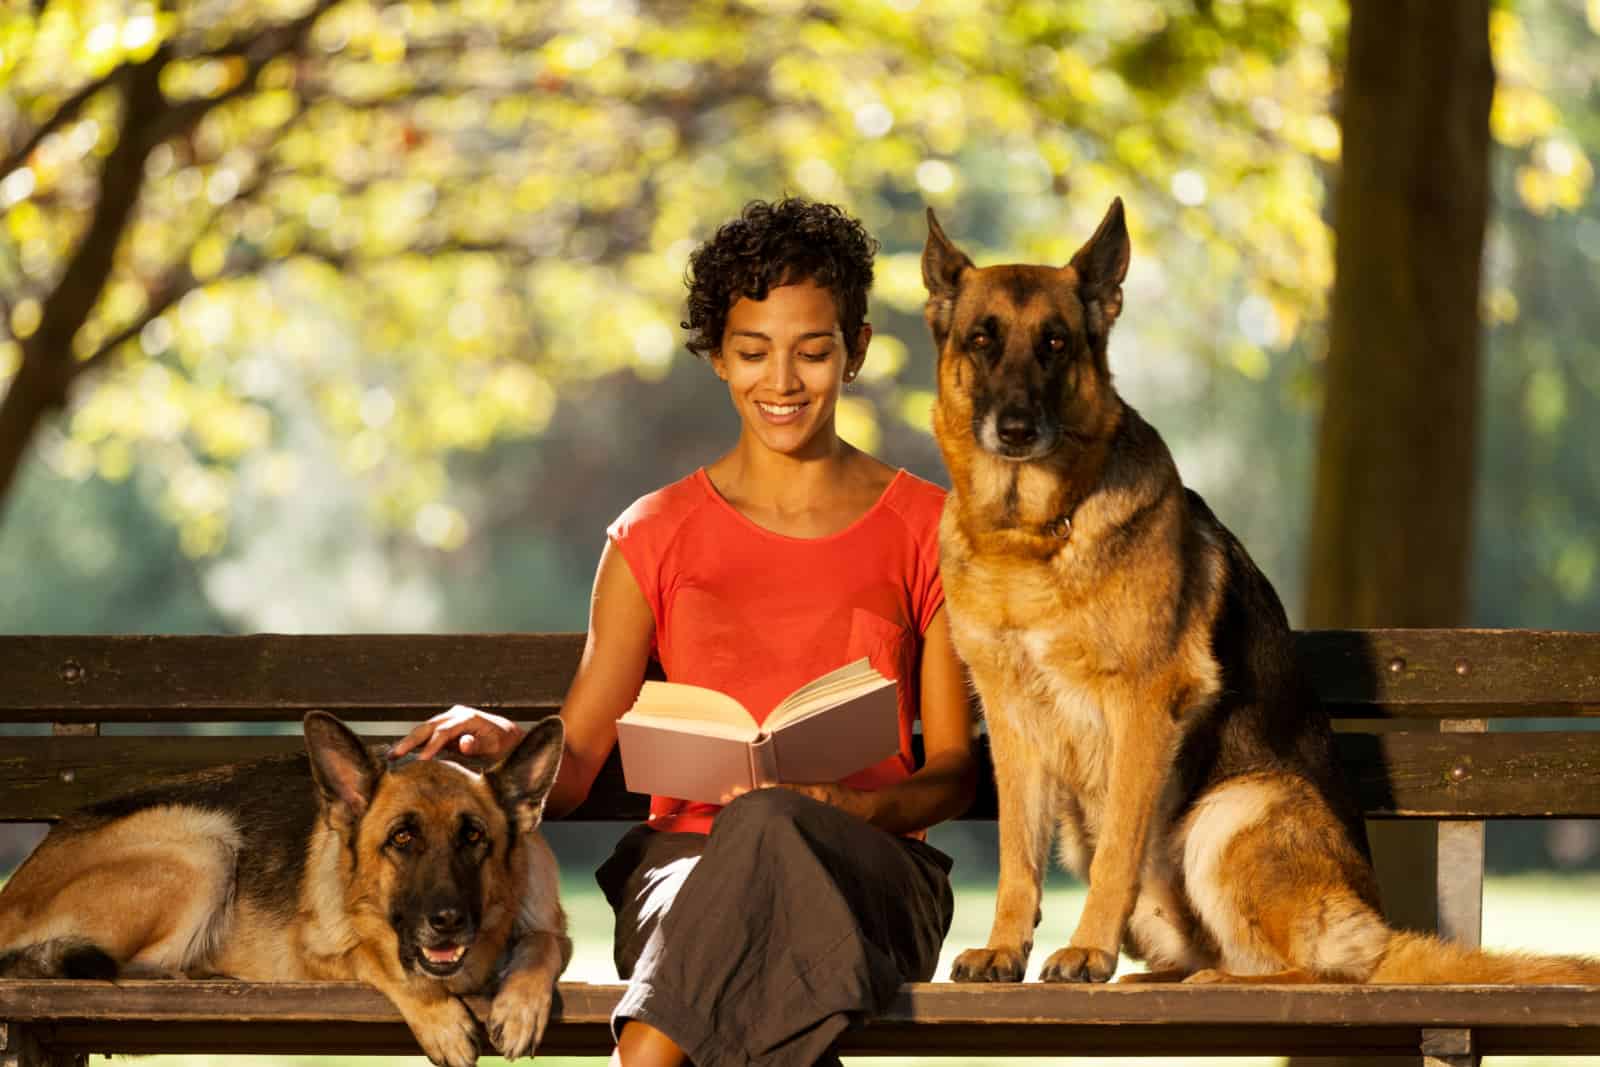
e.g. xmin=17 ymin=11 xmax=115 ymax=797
xmin=777 ymin=606 xmax=978 ymax=835
xmin=391 ymin=540 xmax=655 ymax=819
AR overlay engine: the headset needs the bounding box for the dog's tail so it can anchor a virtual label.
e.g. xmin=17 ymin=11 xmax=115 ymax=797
xmin=1370 ymin=931 xmax=1600 ymax=984
xmin=0 ymin=938 xmax=119 ymax=980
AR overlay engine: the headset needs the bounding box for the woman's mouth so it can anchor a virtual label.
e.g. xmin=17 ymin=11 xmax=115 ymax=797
xmin=756 ymin=400 xmax=807 ymax=424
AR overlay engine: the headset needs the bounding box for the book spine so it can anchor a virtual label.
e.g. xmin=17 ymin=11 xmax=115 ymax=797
xmin=749 ymin=733 xmax=779 ymax=787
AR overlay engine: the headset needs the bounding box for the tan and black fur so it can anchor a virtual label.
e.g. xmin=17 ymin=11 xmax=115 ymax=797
xmin=0 ymin=712 xmax=570 ymax=1065
xmin=923 ymin=200 xmax=1600 ymax=986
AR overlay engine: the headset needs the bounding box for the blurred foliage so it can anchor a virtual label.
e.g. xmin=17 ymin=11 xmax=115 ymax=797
xmin=1474 ymin=0 xmax=1600 ymax=628
xmin=0 ymin=0 xmax=1594 ymax=634
xmin=1 ymin=0 xmax=1360 ymax=558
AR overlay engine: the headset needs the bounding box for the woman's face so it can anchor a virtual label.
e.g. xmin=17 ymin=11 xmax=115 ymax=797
xmin=710 ymin=279 xmax=869 ymax=459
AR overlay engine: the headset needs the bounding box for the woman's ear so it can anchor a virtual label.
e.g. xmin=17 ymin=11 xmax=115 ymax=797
xmin=846 ymin=324 xmax=872 ymax=380
xmin=709 ymin=349 xmax=729 ymax=381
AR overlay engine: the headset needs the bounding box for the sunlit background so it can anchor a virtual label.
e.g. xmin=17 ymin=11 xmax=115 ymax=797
xmin=3 ymin=1 xmax=1600 ymax=1064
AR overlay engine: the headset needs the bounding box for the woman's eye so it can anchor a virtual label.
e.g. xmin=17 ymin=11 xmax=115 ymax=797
xmin=738 ymin=351 xmax=765 ymax=361
xmin=800 ymin=350 xmax=832 ymax=362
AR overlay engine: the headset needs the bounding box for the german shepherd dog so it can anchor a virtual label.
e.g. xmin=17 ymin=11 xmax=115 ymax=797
xmin=0 ymin=712 xmax=569 ymax=1065
xmin=923 ymin=200 xmax=1600 ymax=985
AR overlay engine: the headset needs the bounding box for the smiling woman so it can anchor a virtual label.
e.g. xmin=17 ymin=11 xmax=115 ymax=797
xmin=396 ymin=197 xmax=979 ymax=1067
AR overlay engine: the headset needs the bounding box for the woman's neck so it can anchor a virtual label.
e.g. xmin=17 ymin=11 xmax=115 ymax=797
xmin=712 ymin=430 xmax=857 ymax=507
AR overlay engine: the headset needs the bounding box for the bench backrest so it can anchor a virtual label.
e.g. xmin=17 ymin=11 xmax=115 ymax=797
xmin=1 ymin=629 xmax=1597 ymax=824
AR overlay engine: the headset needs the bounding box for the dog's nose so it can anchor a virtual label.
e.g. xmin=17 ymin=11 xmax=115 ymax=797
xmin=995 ymin=410 xmax=1038 ymax=447
xmin=427 ymin=906 xmax=465 ymax=934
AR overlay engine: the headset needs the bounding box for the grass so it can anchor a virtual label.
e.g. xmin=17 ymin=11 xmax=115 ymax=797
xmin=74 ymin=870 xmax=1600 ymax=1067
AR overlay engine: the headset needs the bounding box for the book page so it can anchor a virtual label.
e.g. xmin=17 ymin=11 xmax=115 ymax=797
xmin=766 ymin=658 xmax=890 ymax=731
xmin=622 ymin=680 xmax=757 ymax=735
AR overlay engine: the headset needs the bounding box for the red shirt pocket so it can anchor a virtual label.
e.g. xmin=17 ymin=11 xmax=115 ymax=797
xmin=846 ymin=607 xmax=912 ymax=684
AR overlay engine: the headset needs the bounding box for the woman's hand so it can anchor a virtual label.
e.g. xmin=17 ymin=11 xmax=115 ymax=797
xmin=391 ymin=705 xmax=526 ymax=761
xmin=722 ymin=782 xmax=880 ymax=823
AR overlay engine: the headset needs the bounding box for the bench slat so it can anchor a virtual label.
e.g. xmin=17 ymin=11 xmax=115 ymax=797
xmin=6 ymin=982 xmax=1600 ymax=1058
xmin=2 ymin=630 xmax=1597 ymax=722
xmin=2 ymin=732 xmax=1599 ymax=823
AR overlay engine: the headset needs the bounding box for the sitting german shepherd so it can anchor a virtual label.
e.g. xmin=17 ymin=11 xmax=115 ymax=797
xmin=0 ymin=712 xmax=569 ymax=1065
xmin=922 ymin=200 xmax=1600 ymax=985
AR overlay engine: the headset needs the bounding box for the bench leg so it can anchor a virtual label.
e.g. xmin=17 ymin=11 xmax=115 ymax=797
xmin=0 ymin=1024 xmax=84 ymax=1067
xmin=1421 ymin=1027 xmax=1477 ymax=1067
xmin=1436 ymin=719 xmax=1486 ymax=951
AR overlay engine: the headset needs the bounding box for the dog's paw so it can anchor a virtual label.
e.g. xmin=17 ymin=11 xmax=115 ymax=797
xmin=407 ymin=997 xmax=481 ymax=1067
xmin=1040 ymin=945 xmax=1117 ymax=983
xmin=489 ymin=985 xmax=553 ymax=1061
xmin=1181 ymin=968 xmax=1226 ymax=985
xmin=950 ymin=946 xmax=1029 ymax=983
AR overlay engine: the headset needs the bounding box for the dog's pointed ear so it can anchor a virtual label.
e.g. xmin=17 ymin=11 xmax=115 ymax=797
xmin=1068 ymin=198 xmax=1130 ymax=337
xmin=922 ymin=208 xmax=973 ymax=344
xmin=304 ymin=711 xmax=380 ymax=821
xmin=488 ymin=716 xmax=564 ymax=835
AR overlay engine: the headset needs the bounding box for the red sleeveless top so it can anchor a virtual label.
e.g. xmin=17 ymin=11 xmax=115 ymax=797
xmin=606 ymin=467 xmax=946 ymax=834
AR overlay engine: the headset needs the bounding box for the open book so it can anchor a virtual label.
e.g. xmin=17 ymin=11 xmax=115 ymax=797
xmin=614 ymin=658 xmax=899 ymax=805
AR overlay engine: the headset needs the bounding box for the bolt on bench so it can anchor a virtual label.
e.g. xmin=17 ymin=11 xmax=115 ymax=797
xmin=2 ymin=630 xmax=1598 ymax=1066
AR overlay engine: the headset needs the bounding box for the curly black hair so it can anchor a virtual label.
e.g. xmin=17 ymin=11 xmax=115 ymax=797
xmin=682 ymin=197 xmax=879 ymax=361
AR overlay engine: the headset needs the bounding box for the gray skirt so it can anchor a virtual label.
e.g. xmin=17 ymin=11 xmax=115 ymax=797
xmin=595 ymin=788 xmax=955 ymax=1067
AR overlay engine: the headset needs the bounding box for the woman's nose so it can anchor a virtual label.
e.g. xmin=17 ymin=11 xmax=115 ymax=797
xmin=768 ymin=353 xmax=801 ymax=392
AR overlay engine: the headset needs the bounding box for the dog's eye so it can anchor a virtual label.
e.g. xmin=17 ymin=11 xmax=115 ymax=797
xmin=1047 ymin=336 xmax=1067 ymax=352
xmin=388 ymin=829 xmax=414 ymax=850
xmin=462 ymin=826 xmax=484 ymax=846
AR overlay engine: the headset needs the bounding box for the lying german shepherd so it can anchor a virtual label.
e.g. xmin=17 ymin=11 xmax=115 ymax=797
xmin=923 ymin=200 xmax=1600 ymax=985
xmin=0 ymin=712 xmax=569 ymax=1065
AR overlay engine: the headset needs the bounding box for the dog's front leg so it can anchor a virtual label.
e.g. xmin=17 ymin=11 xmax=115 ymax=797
xmin=489 ymin=928 xmax=571 ymax=1060
xmin=352 ymin=947 xmax=480 ymax=1067
xmin=1043 ymin=685 xmax=1177 ymax=983
xmin=951 ymin=691 xmax=1054 ymax=982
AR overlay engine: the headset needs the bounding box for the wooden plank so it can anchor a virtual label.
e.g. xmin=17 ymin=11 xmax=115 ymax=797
xmin=0 ymin=1020 xmax=1463 ymax=1058
xmin=0 ymin=737 xmax=642 ymax=823
xmin=2 ymin=630 xmax=1598 ymax=723
xmin=0 ymin=634 xmax=585 ymax=722
xmin=7 ymin=982 xmax=1600 ymax=1058
xmin=1303 ymin=628 xmax=1600 ymax=717
xmin=6 ymin=731 xmax=1600 ymax=823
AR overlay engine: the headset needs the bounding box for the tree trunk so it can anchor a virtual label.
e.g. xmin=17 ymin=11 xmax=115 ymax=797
xmin=1303 ymin=6 xmax=1492 ymax=1067
xmin=1306 ymin=0 xmax=1494 ymax=628
xmin=0 ymin=57 xmax=163 ymax=524
xmin=0 ymin=357 xmax=64 ymax=508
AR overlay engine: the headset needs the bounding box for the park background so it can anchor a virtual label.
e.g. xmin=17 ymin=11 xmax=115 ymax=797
xmin=2 ymin=0 xmax=1599 ymax=1064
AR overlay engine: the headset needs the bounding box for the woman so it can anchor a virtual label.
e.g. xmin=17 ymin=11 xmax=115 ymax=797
xmin=394 ymin=198 xmax=977 ymax=1067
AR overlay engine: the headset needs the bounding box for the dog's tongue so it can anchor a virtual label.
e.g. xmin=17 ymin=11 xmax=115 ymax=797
xmin=424 ymin=944 xmax=464 ymax=965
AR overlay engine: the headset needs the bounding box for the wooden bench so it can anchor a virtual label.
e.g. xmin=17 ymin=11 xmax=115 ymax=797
xmin=2 ymin=629 xmax=1599 ymax=1066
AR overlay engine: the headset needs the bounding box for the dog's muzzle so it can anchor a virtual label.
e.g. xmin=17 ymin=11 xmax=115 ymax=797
xmin=977 ymin=409 xmax=1059 ymax=461
xmin=404 ymin=905 xmax=477 ymax=978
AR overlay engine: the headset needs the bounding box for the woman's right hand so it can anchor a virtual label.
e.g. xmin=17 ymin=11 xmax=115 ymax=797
xmin=391 ymin=704 xmax=526 ymax=761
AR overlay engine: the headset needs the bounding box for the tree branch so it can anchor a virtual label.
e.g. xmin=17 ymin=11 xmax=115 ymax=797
xmin=143 ymin=0 xmax=340 ymax=148
xmin=170 ymin=0 xmax=342 ymax=62
xmin=77 ymin=106 xmax=306 ymax=376
xmin=0 ymin=67 xmax=126 ymax=180
xmin=292 ymin=236 xmax=541 ymax=272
